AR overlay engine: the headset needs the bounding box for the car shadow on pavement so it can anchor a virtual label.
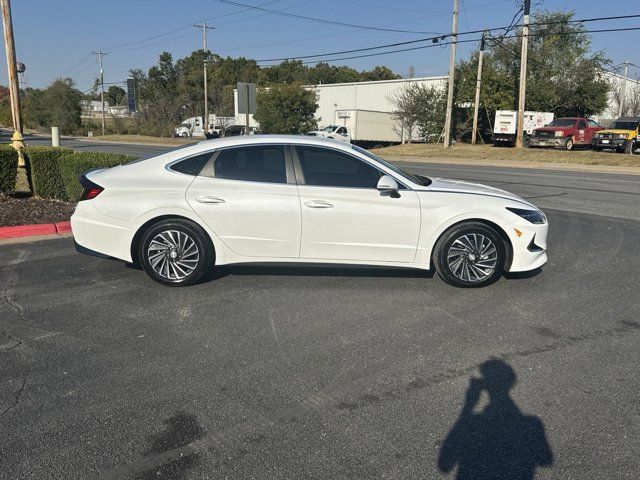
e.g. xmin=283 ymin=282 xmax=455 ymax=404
xmin=438 ymin=358 xmax=553 ymax=480
xmin=203 ymin=264 xmax=436 ymax=282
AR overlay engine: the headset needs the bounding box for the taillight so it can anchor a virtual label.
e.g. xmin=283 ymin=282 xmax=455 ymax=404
xmin=80 ymin=187 xmax=103 ymax=200
xmin=78 ymin=170 xmax=104 ymax=201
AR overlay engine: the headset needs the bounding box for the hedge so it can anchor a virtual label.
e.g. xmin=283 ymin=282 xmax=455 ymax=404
xmin=59 ymin=151 xmax=136 ymax=202
xmin=0 ymin=145 xmax=18 ymax=193
xmin=25 ymin=146 xmax=74 ymax=200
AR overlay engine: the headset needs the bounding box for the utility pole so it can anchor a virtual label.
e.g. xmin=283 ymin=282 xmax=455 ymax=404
xmin=1 ymin=0 xmax=22 ymax=133
xmin=92 ymin=50 xmax=107 ymax=136
xmin=471 ymin=31 xmax=487 ymax=145
xmin=194 ymin=22 xmax=214 ymax=135
xmin=515 ymin=0 xmax=531 ymax=148
xmin=618 ymin=60 xmax=629 ymax=117
xmin=443 ymin=0 xmax=459 ymax=148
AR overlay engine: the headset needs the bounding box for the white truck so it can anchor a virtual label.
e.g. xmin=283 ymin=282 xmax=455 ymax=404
xmin=174 ymin=115 xmax=236 ymax=138
xmin=493 ymin=110 xmax=554 ymax=147
xmin=307 ymin=109 xmax=400 ymax=147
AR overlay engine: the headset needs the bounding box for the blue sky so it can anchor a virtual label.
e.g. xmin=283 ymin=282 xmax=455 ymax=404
xmin=2 ymin=0 xmax=638 ymax=91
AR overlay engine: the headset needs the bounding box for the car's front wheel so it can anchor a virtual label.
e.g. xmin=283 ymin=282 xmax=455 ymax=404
xmin=434 ymin=222 xmax=506 ymax=288
xmin=139 ymin=219 xmax=213 ymax=286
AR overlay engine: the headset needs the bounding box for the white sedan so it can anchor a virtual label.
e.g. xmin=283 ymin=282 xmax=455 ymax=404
xmin=71 ymin=135 xmax=548 ymax=288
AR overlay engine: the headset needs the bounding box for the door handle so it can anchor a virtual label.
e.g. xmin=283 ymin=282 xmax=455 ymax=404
xmin=195 ymin=196 xmax=225 ymax=204
xmin=304 ymin=200 xmax=334 ymax=209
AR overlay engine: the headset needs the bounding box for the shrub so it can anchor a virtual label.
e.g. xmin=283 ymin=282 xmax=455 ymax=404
xmin=25 ymin=146 xmax=74 ymax=200
xmin=59 ymin=151 xmax=135 ymax=201
xmin=0 ymin=145 xmax=18 ymax=193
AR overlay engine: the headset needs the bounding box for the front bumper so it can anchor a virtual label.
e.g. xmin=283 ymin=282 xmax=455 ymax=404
xmin=529 ymin=136 xmax=565 ymax=147
xmin=505 ymin=219 xmax=548 ymax=272
xmin=593 ymin=138 xmax=628 ymax=149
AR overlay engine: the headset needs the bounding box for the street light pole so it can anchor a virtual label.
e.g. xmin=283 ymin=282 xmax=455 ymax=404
xmin=92 ymin=49 xmax=107 ymax=136
xmin=443 ymin=0 xmax=459 ymax=148
xmin=194 ymin=22 xmax=215 ymax=135
xmin=1 ymin=0 xmax=22 ymax=134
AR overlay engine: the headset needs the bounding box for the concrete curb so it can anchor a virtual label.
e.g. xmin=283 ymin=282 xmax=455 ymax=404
xmin=0 ymin=221 xmax=71 ymax=240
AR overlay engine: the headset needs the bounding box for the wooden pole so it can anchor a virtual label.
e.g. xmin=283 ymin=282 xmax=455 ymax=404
xmin=471 ymin=32 xmax=486 ymax=145
xmin=443 ymin=0 xmax=458 ymax=148
xmin=1 ymin=0 xmax=22 ymax=133
xmin=515 ymin=0 xmax=531 ymax=148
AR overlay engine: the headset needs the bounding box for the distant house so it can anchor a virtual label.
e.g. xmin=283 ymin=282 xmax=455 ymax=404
xmin=81 ymin=100 xmax=129 ymax=117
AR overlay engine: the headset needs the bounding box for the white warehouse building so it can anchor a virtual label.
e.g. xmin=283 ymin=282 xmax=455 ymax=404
xmin=235 ymin=76 xmax=448 ymax=143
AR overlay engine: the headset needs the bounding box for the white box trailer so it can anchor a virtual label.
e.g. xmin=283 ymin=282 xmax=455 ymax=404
xmin=493 ymin=110 xmax=554 ymax=146
xmin=334 ymin=109 xmax=401 ymax=146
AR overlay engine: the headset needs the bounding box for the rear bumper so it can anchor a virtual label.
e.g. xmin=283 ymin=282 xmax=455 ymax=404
xmin=70 ymin=201 xmax=136 ymax=263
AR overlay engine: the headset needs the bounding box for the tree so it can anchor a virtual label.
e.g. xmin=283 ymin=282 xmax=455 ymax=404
xmin=389 ymin=82 xmax=446 ymax=143
xmin=105 ymin=85 xmax=126 ymax=106
xmin=21 ymin=79 xmax=82 ymax=134
xmin=254 ymin=83 xmax=318 ymax=134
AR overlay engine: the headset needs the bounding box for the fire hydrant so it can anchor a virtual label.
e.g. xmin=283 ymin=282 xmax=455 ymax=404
xmin=11 ymin=131 xmax=26 ymax=168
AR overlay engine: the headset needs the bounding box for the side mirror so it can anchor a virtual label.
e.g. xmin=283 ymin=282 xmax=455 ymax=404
xmin=377 ymin=175 xmax=400 ymax=198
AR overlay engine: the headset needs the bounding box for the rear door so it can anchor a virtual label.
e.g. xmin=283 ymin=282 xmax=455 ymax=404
xmin=186 ymin=144 xmax=301 ymax=258
xmin=293 ymin=145 xmax=421 ymax=263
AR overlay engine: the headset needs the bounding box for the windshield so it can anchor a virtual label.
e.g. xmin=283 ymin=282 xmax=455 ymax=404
xmin=322 ymin=125 xmax=338 ymax=132
xmin=547 ymin=119 xmax=576 ymax=127
xmin=351 ymin=145 xmax=431 ymax=186
xmin=180 ymin=123 xmax=190 ymax=128
xmin=611 ymin=121 xmax=639 ymax=130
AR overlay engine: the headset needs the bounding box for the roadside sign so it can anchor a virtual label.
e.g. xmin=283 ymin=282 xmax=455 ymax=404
xmin=237 ymin=82 xmax=257 ymax=115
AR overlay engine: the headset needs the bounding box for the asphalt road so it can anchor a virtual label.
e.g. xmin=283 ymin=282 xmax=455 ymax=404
xmin=1 ymin=137 xmax=640 ymax=479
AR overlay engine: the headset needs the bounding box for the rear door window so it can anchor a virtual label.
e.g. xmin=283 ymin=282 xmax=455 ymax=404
xmin=214 ymin=145 xmax=287 ymax=184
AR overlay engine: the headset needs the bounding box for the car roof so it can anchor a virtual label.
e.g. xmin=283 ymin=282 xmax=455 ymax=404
xmin=196 ymin=134 xmax=351 ymax=149
xmin=615 ymin=117 xmax=640 ymax=122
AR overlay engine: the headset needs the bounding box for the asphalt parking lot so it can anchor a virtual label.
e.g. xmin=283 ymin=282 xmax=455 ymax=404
xmin=2 ymin=161 xmax=640 ymax=478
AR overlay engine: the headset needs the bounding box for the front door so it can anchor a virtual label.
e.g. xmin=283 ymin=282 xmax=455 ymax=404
xmin=186 ymin=144 xmax=301 ymax=258
xmin=293 ymin=145 xmax=421 ymax=263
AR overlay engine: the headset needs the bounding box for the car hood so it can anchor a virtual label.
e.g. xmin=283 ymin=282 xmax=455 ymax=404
xmin=598 ymin=129 xmax=634 ymax=135
xmin=425 ymin=177 xmax=536 ymax=208
xmin=536 ymin=126 xmax=572 ymax=132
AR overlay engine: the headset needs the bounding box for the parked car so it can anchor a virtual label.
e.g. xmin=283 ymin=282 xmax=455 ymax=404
xmin=71 ymin=136 xmax=548 ymax=288
xmin=592 ymin=117 xmax=640 ymax=153
xmin=307 ymin=125 xmax=351 ymax=142
xmin=529 ymin=117 xmax=603 ymax=150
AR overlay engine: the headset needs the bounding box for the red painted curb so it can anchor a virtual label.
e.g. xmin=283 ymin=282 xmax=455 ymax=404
xmin=55 ymin=222 xmax=72 ymax=234
xmin=0 ymin=221 xmax=72 ymax=240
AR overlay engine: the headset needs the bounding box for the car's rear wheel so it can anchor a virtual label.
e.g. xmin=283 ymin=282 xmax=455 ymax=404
xmin=434 ymin=222 xmax=506 ymax=288
xmin=139 ymin=219 xmax=213 ymax=286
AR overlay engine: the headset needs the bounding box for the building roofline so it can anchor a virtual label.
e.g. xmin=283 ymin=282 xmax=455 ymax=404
xmin=305 ymin=75 xmax=449 ymax=89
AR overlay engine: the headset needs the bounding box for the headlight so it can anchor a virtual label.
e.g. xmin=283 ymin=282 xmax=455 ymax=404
xmin=506 ymin=207 xmax=547 ymax=224
xmin=616 ymin=133 xmax=627 ymax=139
xmin=554 ymin=131 xmax=563 ymax=137
xmin=596 ymin=134 xmax=603 ymax=138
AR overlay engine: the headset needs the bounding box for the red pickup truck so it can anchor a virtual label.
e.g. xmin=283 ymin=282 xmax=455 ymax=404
xmin=529 ymin=117 xmax=603 ymax=150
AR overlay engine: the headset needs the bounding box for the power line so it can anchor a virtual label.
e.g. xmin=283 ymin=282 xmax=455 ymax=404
xmin=209 ymin=0 xmax=440 ymax=34
xmin=256 ymin=25 xmax=640 ymax=66
xmin=254 ymin=14 xmax=640 ymax=65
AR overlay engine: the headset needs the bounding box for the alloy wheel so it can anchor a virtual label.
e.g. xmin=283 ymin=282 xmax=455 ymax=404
xmin=446 ymin=233 xmax=498 ymax=283
xmin=146 ymin=230 xmax=200 ymax=281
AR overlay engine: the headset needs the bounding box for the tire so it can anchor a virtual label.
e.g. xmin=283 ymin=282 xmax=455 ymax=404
xmin=624 ymin=140 xmax=634 ymax=155
xmin=593 ymin=146 xmax=602 ymax=152
xmin=139 ymin=219 xmax=213 ymax=287
xmin=434 ymin=222 xmax=506 ymax=288
xmin=563 ymin=137 xmax=574 ymax=151
xmin=181 ymin=132 xmax=189 ymax=138
xmin=523 ymin=136 xmax=531 ymax=148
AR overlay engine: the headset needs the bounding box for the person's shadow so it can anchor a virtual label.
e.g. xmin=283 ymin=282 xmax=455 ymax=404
xmin=438 ymin=358 xmax=553 ymax=480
